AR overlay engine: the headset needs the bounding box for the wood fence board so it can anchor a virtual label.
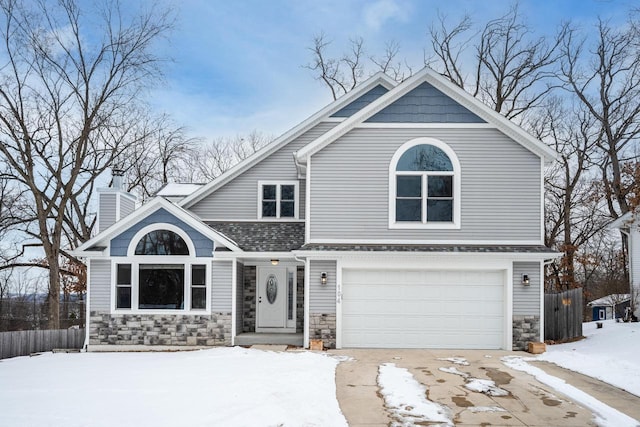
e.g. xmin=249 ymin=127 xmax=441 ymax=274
xmin=545 ymin=288 xmax=583 ymax=341
xmin=0 ymin=329 xmax=84 ymax=360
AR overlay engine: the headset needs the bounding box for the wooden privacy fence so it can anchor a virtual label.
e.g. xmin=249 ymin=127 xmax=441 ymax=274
xmin=545 ymin=288 xmax=583 ymax=342
xmin=0 ymin=328 xmax=84 ymax=360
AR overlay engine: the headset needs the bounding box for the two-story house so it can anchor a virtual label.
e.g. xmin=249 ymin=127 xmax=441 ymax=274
xmin=74 ymin=67 xmax=558 ymax=351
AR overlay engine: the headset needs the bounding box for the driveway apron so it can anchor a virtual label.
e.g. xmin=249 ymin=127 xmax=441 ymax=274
xmin=331 ymin=349 xmax=599 ymax=427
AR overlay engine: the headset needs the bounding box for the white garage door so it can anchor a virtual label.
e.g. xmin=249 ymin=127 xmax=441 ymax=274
xmin=341 ymin=269 xmax=505 ymax=349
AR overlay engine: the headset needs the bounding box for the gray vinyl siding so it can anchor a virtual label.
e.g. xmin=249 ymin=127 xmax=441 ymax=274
xmin=332 ymin=85 xmax=389 ymax=117
xmin=98 ymin=193 xmax=117 ymax=233
xmin=188 ymin=122 xmax=338 ymax=220
xmin=212 ymin=261 xmax=232 ymax=312
xmin=513 ymin=262 xmax=541 ymax=315
xmin=120 ymin=195 xmax=136 ymax=220
xmin=110 ymin=208 xmax=214 ymax=257
xmin=309 ymin=128 xmax=541 ymax=241
xmin=309 ymin=260 xmax=336 ymax=313
xmin=89 ymin=259 xmax=111 ymax=311
xmin=235 ymin=261 xmax=244 ymax=330
xmin=367 ymin=82 xmax=485 ymax=123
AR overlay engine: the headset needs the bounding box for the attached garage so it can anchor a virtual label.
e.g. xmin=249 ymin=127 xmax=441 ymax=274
xmin=340 ymin=268 xmax=506 ymax=349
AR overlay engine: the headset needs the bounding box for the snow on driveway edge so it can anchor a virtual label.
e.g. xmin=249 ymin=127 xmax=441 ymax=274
xmin=378 ymin=363 xmax=453 ymax=427
xmin=502 ymin=356 xmax=640 ymax=427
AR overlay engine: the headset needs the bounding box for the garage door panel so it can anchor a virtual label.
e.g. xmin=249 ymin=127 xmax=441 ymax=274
xmin=341 ymin=269 xmax=505 ymax=349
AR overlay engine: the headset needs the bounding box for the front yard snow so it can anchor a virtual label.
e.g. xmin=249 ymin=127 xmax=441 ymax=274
xmin=0 ymin=347 xmax=347 ymax=427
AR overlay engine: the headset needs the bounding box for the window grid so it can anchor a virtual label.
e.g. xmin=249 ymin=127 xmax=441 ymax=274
xmin=259 ymin=182 xmax=297 ymax=219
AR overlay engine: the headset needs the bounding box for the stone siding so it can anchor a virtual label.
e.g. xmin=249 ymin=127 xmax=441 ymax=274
xmin=512 ymin=315 xmax=540 ymax=350
xmin=89 ymin=312 xmax=231 ymax=346
xmin=310 ymin=313 xmax=336 ymax=349
xmin=242 ymin=266 xmax=257 ymax=332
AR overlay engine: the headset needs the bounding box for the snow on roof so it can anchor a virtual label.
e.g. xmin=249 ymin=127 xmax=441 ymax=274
xmin=156 ymin=183 xmax=204 ymax=197
xmin=587 ymin=294 xmax=631 ymax=306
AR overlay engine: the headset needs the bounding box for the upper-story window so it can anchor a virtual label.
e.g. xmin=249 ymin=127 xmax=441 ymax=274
xmin=258 ymin=181 xmax=299 ymax=219
xmin=389 ymin=138 xmax=460 ymax=229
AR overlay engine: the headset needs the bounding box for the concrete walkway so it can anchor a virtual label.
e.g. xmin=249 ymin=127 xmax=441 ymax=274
xmin=329 ymin=349 xmax=638 ymax=427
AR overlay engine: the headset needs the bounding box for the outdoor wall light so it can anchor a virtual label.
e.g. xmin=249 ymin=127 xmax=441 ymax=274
xmin=271 ymin=259 xmax=279 ymax=266
xmin=320 ymin=272 xmax=328 ymax=286
xmin=522 ymin=274 xmax=530 ymax=286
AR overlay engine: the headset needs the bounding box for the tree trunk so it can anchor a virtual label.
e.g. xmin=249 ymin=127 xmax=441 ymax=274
xmin=47 ymin=260 xmax=60 ymax=329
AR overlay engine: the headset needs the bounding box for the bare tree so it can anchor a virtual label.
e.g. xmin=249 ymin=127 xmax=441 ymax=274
xmin=530 ymin=98 xmax=609 ymax=290
xmin=189 ymin=130 xmax=273 ymax=182
xmin=0 ymin=0 xmax=173 ymax=328
xmin=305 ymin=33 xmax=413 ymax=99
xmin=560 ymin=16 xmax=640 ymax=219
xmin=428 ymin=4 xmax=566 ymax=120
xmin=120 ymin=115 xmax=200 ymax=203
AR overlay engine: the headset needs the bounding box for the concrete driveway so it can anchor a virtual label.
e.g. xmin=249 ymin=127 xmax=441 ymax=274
xmin=330 ymin=349 xmax=639 ymax=427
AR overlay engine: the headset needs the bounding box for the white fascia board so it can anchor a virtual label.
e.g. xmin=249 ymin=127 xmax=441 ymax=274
xmin=295 ymin=68 xmax=431 ymax=162
xmin=609 ymin=212 xmax=634 ymax=229
xmin=75 ymin=197 xmax=242 ymax=255
xmin=420 ymin=68 xmax=558 ymax=163
xmin=293 ymin=250 xmax=562 ymax=261
xmin=179 ymin=74 xmax=397 ymax=209
xmin=295 ymin=67 xmax=558 ymax=164
xmin=212 ymin=251 xmax=299 ymax=260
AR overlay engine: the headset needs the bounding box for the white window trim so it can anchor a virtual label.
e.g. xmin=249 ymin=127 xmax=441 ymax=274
xmin=110 ymin=223 xmax=212 ymax=315
xmin=388 ymin=137 xmax=461 ymax=229
xmin=257 ymin=180 xmax=299 ymax=220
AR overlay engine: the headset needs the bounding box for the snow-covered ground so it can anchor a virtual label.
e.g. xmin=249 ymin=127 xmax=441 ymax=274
xmin=0 ymin=347 xmax=347 ymax=427
xmin=501 ymin=319 xmax=640 ymax=427
xmin=540 ymin=319 xmax=640 ymax=397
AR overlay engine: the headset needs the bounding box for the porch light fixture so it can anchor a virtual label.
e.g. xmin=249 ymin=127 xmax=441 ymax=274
xmin=320 ymin=272 xmax=328 ymax=286
xmin=522 ymin=274 xmax=530 ymax=286
xmin=271 ymin=259 xmax=279 ymax=266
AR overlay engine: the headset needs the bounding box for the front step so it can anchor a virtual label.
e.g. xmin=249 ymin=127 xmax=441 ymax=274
xmin=235 ymin=333 xmax=303 ymax=347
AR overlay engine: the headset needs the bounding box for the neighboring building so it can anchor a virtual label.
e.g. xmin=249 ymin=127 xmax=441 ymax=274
xmin=587 ymin=294 xmax=631 ymax=321
xmin=609 ymin=211 xmax=640 ymax=319
xmin=74 ymin=68 xmax=559 ymax=351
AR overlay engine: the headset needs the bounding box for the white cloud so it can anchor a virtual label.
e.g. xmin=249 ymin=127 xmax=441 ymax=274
xmin=363 ymin=0 xmax=408 ymax=31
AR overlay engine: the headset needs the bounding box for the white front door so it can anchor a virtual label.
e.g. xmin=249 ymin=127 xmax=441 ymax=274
xmin=257 ymin=266 xmax=287 ymax=329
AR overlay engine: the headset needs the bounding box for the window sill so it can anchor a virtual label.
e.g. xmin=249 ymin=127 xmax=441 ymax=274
xmin=389 ymin=222 xmax=460 ymax=230
xmin=112 ymin=309 xmax=211 ymax=316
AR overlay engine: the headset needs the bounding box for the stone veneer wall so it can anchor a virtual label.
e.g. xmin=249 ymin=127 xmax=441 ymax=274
xmin=512 ymin=315 xmax=540 ymax=350
xmin=242 ymin=266 xmax=256 ymax=333
xmin=296 ymin=267 xmax=304 ymax=333
xmin=310 ymin=313 xmax=336 ymax=349
xmin=89 ymin=312 xmax=231 ymax=346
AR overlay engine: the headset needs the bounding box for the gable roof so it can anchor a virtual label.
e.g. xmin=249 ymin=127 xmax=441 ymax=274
xmin=587 ymin=294 xmax=631 ymax=306
xmin=73 ymin=197 xmax=242 ymax=257
xmin=295 ymin=67 xmax=558 ymax=164
xmin=179 ymin=73 xmax=397 ymax=209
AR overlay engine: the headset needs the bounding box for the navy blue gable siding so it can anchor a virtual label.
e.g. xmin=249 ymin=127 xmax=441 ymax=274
xmin=110 ymin=208 xmax=214 ymax=257
xmin=366 ymin=82 xmax=485 ymax=123
xmin=331 ymin=85 xmax=389 ymax=117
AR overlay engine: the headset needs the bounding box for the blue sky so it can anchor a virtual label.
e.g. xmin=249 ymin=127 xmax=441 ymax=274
xmin=149 ymin=0 xmax=631 ymax=141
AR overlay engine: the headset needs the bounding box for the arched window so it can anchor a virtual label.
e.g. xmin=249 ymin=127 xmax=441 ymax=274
xmin=389 ymin=138 xmax=460 ymax=228
xmin=134 ymin=230 xmax=190 ymax=255
xmin=115 ymin=224 xmax=208 ymax=313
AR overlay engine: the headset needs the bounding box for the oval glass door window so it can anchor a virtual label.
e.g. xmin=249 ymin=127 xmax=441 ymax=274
xmin=266 ymin=274 xmax=278 ymax=304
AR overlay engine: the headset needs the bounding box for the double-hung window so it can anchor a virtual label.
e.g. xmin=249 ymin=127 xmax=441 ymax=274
xmin=259 ymin=181 xmax=298 ymax=219
xmin=390 ymin=138 xmax=460 ymax=229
